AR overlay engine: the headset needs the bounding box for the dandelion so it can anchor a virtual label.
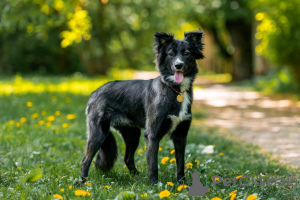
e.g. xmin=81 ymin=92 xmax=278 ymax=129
xmin=66 ymin=114 xmax=76 ymax=120
xmin=60 ymin=188 xmax=64 ymax=192
xmin=195 ymin=159 xmax=199 ymax=165
xmin=26 ymin=102 xmax=33 ymax=107
xmin=68 ymin=185 xmax=72 ymax=190
xmin=39 ymin=120 xmax=45 ymax=125
xmin=65 ymin=97 xmax=71 ymax=103
xmin=144 ymin=145 xmax=147 ymax=151
xmin=46 ymin=122 xmax=52 ymax=127
xmin=170 ymin=149 xmax=175 ymax=154
xmin=177 ymin=184 xmax=188 ymax=191
xmin=84 ymin=183 xmax=91 ymax=186
xmin=75 ymin=189 xmax=90 ymax=196
xmin=161 ymin=157 xmax=169 ymax=164
xmin=214 ymin=177 xmax=220 ymax=182
xmin=141 ymin=193 xmax=148 ymax=197
xmin=231 ymin=194 xmax=237 ymax=200
xmin=16 ymin=123 xmax=21 ymax=127
xmin=62 ymin=123 xmax=69 ymax=128
xmin=229 ymin=190 xmax=237 ymax=196
xmin=53 ymin=194 xmax=63 ymax=199
xmin=159 ymin=189 xmax=170 ymax=198
xmin=186 ymin=163 xmax=193 ymax=169
xmin=246 ymin=195 xmax=258 ymax=200
xmin=31 ymin=113 xmax=39 ymax=119
xmin=20 ymin=117 xmax=27 ymax=123
xmin=104 ymin=185 xmax=109 ymax=189
xmin=211 ymin=198 xmax=222 ymax=200
xmin=236 ymin=175 xmax=242 ymax=180
xmin=170 ymin=158 xmax=176 ymax=163
xmin=159 ymin=147 xmax=162 ymax=151
xmin=9 ymin=120 xmax=15 ymax=125
xmin=47 ymin=116 xmax=55 ymax=122
xmin=137 ymin=149 xmax=143 ymax=155
xmin=167 ymin=182 xmax=174 ymax=186
xmin=41 ymin=111 xmax=47 ymax=116
xmin=55 ymin=111 xmax=61 ymax=116
xmin=219 ymin=153 xmax=224 ymax=156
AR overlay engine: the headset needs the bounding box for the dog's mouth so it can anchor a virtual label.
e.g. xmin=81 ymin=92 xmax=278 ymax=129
xmin=174 ymin=71 xmax=184 ymax=83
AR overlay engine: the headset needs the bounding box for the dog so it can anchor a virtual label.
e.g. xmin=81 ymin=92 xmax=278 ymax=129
xmin=80 ymin=30 xmax=204 ymax=185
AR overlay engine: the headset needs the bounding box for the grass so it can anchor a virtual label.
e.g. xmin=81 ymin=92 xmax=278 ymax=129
xmin=0 ymin=75 xmax=299 ymax=200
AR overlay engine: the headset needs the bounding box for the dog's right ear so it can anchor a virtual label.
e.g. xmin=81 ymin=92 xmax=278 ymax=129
xmin=154 ymin=32 xmax=174 ymax=50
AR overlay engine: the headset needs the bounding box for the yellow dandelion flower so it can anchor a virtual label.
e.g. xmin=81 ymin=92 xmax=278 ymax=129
xmin=16 ymin=122 xmax=21 ymax=127
xmin=66 ymin=114 xmax=76 ymax=120
xmin=236 ymin=175 xmax=242 ymax=180
xmin=159 ymin=189 xmax=170 ymax=198
xmin=53 ymin=194 xmax=63 ymax=199
xmin=46 ymin=122 xmax=52 ymax=127
xmin=246 ymin=195 xmax=258 ymax=200
xmin=159 ymin=147 xmax=162 ymax=151
xmin=144 ymin=145 xmax=147 ymax=151
xmin=65 ymin=97 xmax=71 ymax=103
xmin=26 ymin=102 xmax=33 ymax=107
xmin=211 ymin=198 xmax=222 ymax=200
xmin=170 ymin=158 xmax=176 ymax=163
xmin=219 ymin=153 xmax=224 ymax=156
xmin=170 ymin=149 xmax=175 ymax=154
xmin=195 ymin=159 xmax=199 ymax=165
xmin=75 ymin=189 xmax=90 ymax=196
xmin=9 ymin=120 xmax=15 ymax=125
xmin=161 ymin=157 xmax=169 ymax=164
xmin=84 ymin=183 xmax=91 ymax=186
xmin=229 ymin=190 xmax=237 ymax=196
xmin=31 ymin=113 xmax=39 ymax=119
xmin=20 ymin=117 xmax=27 ymax=123
xmin=186 ymin=163 xmax=193 ymax=169
xmin=141 ymin=193 xmax=148 ymax=197
xmin=231 ymin=193 xmax=237 ymax=200
xmin=60 ymin=188 xmax=64 ymax=192
xmin=167 ymin=182 xmax=174 ymax=186
xmin=62 ymin=123 xmax=69 ymax=128
xmin=137 ymin=149 xmax=143 ymax=155
xmin=39 ymin=120 xmax=45 ymax=125
xmin=104 ymin=185 xmax=109 ymax=189
xmin=177 ymin=184 xmax=188 ymax=191
xmin=55 ymin=111 xmax=61 ymax=116
xmin=41 ymin=111 xmax=47 ymax=116
xmin=47 ymin=116 xmax=55 ymax=122
xmin=68 ymin=185 xmax=72 ymax=190
xmin=214 ymin=177 xmax=220 ymax=182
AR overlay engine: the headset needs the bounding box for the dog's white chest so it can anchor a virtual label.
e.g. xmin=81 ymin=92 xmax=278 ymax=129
xmin=168 ymin=92 xmax=192 ymax=134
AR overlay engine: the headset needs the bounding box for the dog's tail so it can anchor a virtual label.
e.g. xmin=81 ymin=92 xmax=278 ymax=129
xmin=95 ymin=131 xmax=118 ymax=171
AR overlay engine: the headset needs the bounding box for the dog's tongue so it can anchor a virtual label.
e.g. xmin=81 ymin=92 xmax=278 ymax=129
xmin=174 ymin=71 xmax=184 ymax=83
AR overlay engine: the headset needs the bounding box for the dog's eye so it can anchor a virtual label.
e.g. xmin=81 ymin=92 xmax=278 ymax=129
xmin=184 ymin=51 xmax=190 ymax=56
xmin=168 ymin=52 xmax=175 ymax=56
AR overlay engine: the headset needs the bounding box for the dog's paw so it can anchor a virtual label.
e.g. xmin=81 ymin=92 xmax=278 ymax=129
xmin=74 ymin=177 xmax=87 ymax=187
xmin=130 ymin=169 xmax=139 ymax=175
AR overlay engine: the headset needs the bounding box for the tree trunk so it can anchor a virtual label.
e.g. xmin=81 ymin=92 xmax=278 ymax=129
xmin=226 ymin=19 xmax=253 ymax=81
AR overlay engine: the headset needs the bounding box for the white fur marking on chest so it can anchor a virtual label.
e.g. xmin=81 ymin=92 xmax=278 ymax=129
xmin=168 ymin=91 xmax=192 ymax=134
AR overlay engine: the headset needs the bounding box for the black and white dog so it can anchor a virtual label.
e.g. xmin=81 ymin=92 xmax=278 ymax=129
xmin=80 ymin=30 xmax=204 ymax=185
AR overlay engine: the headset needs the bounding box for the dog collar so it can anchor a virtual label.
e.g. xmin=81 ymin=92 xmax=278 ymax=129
xmin=169 ymin=86 xmax=188 ymax=103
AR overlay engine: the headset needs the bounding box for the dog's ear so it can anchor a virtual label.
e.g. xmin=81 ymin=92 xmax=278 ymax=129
xmin=184 ymin=30 xmax=204 ymax=59
xmin=154 ymin=32 xmax=174 ymax=50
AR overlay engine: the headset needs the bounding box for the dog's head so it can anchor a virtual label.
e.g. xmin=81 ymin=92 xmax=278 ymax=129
xmin=154 ymin=30 xmax=204 ymax=85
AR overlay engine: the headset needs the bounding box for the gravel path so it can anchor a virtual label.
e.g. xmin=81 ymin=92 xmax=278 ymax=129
xmin=193 ymin=84 xmax=300 ymax=168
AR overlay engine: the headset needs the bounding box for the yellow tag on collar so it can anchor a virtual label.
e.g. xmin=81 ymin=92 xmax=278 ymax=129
xmin=177 ymin=94 xmax=184 ymax=102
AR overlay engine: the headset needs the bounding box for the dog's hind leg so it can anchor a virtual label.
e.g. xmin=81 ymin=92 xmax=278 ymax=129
xmin=116 ymin=126 xmax=141 ymax=175
xmin=170 ymin=120 xmax=191 ymax=184
xmin=81 ymin=115 xmax=111 ymax=180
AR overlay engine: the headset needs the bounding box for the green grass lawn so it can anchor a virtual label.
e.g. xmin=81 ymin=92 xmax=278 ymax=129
xmin=0 ymin=75 xmax=299 ymax=200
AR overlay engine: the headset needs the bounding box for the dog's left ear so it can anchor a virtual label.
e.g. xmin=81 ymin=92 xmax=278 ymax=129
xmin=184 ymin=30 xmax=204 ymax=59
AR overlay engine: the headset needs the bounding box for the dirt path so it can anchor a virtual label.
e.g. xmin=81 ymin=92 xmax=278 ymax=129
xmin=193 ymin=84 xmax=300 ymax=168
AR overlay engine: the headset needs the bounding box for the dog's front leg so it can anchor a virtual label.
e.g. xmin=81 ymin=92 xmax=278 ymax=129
xmin=170 ymin=120 xmax=191 ymax=183
xmin=146 ymin=136 xmax=160 ymax=185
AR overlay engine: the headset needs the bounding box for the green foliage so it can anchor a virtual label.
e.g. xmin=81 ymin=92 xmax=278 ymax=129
xmin=0 ymin=76 xmax=299 ymax=199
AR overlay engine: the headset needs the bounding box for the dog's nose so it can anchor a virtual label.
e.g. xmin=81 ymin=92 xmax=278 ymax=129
xmin=175 ymin=63 xmax=183 ymax=69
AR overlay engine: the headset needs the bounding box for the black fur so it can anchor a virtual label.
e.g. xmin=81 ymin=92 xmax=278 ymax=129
xmin=80 ymin=30 xmax=204 ymax=185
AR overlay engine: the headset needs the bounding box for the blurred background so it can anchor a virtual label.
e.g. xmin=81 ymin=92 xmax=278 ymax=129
xmin=0 ymin=0 xmax=300 ymax=93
